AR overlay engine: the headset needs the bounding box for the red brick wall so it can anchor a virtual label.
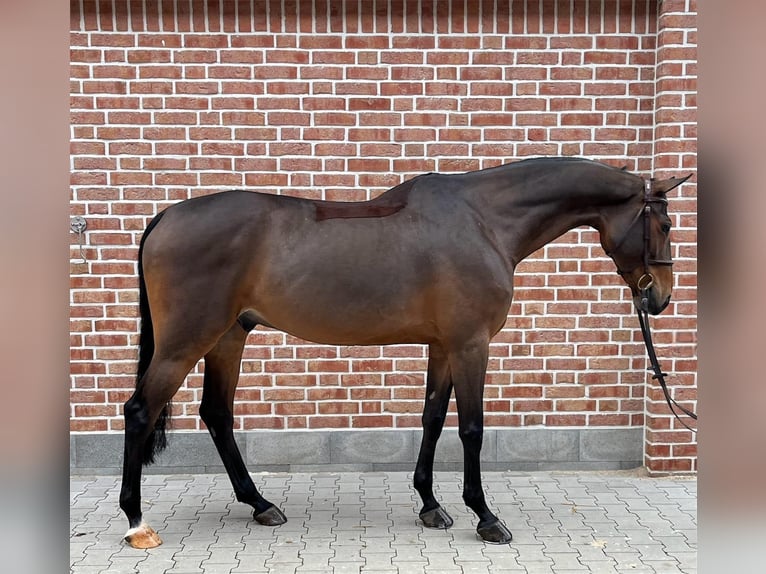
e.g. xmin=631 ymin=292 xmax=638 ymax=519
xmin=69 ymin=0 xmax=697 ymax=472
xmin=645 ymin=0 xmax=697 ymax=473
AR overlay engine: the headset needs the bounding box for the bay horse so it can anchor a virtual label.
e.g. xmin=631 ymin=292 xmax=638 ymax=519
xmin=120 ymin=157 xmax=690 ymax=547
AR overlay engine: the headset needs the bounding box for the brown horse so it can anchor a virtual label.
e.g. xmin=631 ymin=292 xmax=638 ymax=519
xmin=120 ymin=157 xmax=690 ymax=547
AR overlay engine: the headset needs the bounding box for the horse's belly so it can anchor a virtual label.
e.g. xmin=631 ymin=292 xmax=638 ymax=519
xmin=246 ymin=268 xmax=435 ymax=345
xmin=251 ymin=298 xmax=432 ymax=346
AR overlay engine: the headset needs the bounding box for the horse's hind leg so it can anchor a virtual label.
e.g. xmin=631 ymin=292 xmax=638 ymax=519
xmin=120 ymin=350 xmax=204 ymax=548
xmin=414 ymin=343 xmax=455 ymax=529
xmin=199 ymin=322 xmax=286 ymax=526
xmin=120 ymin=293 xmax=239 ymax=548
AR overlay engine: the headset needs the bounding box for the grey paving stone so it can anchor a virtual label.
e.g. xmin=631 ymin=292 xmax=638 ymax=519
xmin=575 ymin=544 xmax=613 ymax=563
xmin=197 ymin=563 xmax=240 ymax=574
xmin=674 ymin=528 xmax=697 ymax=545
xmin=577 ymin=563 xmax=621 ymax=574
xmin=543 ymin=552 xmax=586 ymax=570
xmin=618 ymin=529 xmax=659 ymax=546
xmin=168 ymin=556 xmax=207 ymax=572
xmin=330 ymin=543 xmax=365 ymax=562
xmin=659 ymin=536 xmax=695 ymax=554
xmin=232 ymin=553 xmax=271 ymax=574
xmin=205 ymin=547 xmax=242 ymax=564
xmin=70 ymin=567 xmax=112 ymax=574
xmin=104 ymin=557 xmax=145 ymax=574
xmin=514 ymin=543 xmax=552 ymax=564
xmin=422 ymin=550 xmax=459 ymax=569
xmin=76 ymin=548 xmax=117 ymax=568
xmin=642 ymin=560 xmax=684 ymax=572
xmin=361 ymin=548 xmax=395 ymax=562
xmin=71 ymin=470 xmax=696 ymax=574
xmin=541 ymin=537 xmax=579 ymax=554
xmin=514 ymin=562 xmax=555 ymax=574
xmin=673 ymin=551 xmax=697 ymax=570
xmin=391 ymin=544 xmax=428 ymax=563
xmin=174 ymin=545 xmax=213 ymax=559
xmin=635 ymin=543 xmax=675 ymax=562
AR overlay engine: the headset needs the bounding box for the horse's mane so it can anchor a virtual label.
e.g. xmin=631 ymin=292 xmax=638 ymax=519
xmin=487 ymin=156 xmax=629 ymax=174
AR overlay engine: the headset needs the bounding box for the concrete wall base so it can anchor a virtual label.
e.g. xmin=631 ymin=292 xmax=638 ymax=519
xmin=70 ymin=427 xmax=643 ymax=475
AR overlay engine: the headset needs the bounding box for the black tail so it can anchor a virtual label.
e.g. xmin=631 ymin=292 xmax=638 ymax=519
xmin=135 ymin=210 xmax=170 ymax=466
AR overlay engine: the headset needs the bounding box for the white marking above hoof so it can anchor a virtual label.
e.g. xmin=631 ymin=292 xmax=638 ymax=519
xmin=124 ymin=522 xmax=163 ymax=549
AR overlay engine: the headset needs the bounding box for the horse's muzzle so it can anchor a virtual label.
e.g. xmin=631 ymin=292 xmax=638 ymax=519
xmin=633 ymin=292 xmax=671 ymax=315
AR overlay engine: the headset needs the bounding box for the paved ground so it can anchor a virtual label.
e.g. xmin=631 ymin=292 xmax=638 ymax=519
xmin=70 ymin=470 xmax=696 ymax=573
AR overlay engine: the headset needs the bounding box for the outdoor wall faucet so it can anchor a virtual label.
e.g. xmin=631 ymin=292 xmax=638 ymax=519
xmin=70 ymin=216 xmax=87 ymax=263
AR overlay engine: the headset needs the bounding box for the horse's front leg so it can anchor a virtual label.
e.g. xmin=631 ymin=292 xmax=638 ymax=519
xmin=414 ymin=343 xmax=454 ymax=529
xmin=451 ymin=339 xmax=513 ymax=544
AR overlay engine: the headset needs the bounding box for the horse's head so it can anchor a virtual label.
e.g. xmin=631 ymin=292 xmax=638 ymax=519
xmin=602 ymin=174 xmax=692 ymax=315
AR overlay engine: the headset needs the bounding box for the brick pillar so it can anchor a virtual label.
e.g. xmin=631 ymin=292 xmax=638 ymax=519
xmin=645 ymin=0 xmax=698 ymax=474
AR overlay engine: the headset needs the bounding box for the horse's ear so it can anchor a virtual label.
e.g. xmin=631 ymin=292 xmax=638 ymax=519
xmin=652 ymin=173 xmax=693 ymax=194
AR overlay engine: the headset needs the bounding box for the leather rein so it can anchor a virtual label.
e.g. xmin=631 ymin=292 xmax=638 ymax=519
xmin=607 ymin=179 xmax=698 ymax=432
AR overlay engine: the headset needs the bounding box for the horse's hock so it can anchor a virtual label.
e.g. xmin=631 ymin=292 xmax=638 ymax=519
xmin=69 ymin=0 xmax=697 ymax=482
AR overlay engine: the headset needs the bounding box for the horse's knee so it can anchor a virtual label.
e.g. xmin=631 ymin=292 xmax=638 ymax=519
xmin=422 ymin=411 xmax=446 ymax=434
xmin=458 ymin=423 xmax=484 ymax=448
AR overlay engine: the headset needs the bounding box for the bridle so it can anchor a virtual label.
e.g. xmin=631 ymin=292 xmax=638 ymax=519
xmin=607 ymin=179 xmax=698 ymax=432
xmin=606 ymin=179 xmax=674 ymax=285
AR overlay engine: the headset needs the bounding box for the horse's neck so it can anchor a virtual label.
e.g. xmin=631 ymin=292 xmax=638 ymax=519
xmin=462 ymin=163 xmax=634 ymax=266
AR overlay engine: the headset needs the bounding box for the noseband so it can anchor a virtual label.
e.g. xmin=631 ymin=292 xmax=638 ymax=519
xmin=608 ymin=179 xmax=697 ymax=431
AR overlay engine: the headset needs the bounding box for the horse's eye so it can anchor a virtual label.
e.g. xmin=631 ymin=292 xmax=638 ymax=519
xmin=661 ymin=223 xmax=671 ymax=234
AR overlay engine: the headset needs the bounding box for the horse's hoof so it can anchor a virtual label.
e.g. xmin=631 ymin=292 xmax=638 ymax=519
xmin=419 ymin=506 xmax=454 ymax=529
xmin=477 ymin=519 xmax=513 ymax=544
xmin=254 ymin=505 xmax=287 ymax=526
xmin=124 ymin=522 xmax=162 ymax=548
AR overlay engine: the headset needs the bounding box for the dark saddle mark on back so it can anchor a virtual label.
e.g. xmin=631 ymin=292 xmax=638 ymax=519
xmin=314 ymin=200 xmax=407 ymax=221
xmin=313 ymin=177 xmax=416 ymax=221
